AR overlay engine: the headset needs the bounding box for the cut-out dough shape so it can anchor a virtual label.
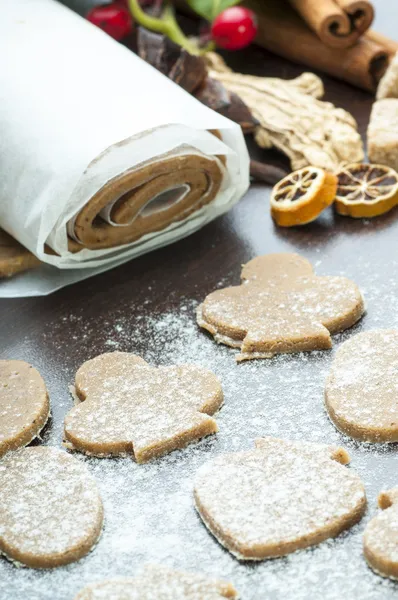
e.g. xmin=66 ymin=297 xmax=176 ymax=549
xmin=326 ymin=330 xmax=398 ymax=442
xmin=364 ymin=488 xmax=398 ymax=580
xmin=0 ymin=446 xmax=103 ymax=568
xmin=197 ymin=253 xmax=364 ymax=361
xmin=0 ymin=229 xmax=40 ymax=278
xmin=0 ymin=360 xmax=50 ymax=457
xmin=194 ymin=437 xmax=366 ymax=560
xmin=74 ymin=564 xmax=237 ymax=599
xmin=64 ymin=352 xmax=223 ymax=463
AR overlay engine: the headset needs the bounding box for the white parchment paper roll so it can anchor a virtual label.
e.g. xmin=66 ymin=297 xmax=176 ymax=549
xmin=0 ymin=0 xmax=249 ymax=297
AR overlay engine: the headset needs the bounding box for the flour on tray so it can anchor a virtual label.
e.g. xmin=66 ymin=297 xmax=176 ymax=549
xmin=2 ymin=276 xmax=398 ymax=598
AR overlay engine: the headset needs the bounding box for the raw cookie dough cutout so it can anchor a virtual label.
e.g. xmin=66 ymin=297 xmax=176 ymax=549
xmin=0 ymin=446 xmax=103 ymax=568
xmin=364 ymin=488 xmax=398 ymax=580
xmin=197 ymin=253 xmax=364 ymax=361
xmin=325 ymin=330 xmax=398 ymax=442
xmin=0 ymin=360 xmax=50 ymax=457
xmin=0 ymin=229 xmax=40 ymax=278
xmin=74 ymin=563 xmax=237 ymax=599
xmin=64 ymin=352 xmax=223 ymax=463
xmin=194 ymin=437 xmax=366 ymax=560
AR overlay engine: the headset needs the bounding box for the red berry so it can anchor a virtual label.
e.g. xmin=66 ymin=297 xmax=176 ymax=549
xmin=87 ymin=2 xmax=133 ymax=41
xmin=211 ymin=7 xmax=257 ymax=51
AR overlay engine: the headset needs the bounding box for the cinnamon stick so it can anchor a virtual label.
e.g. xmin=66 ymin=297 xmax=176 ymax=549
xmin=244 ymin=0 xmax=388 ymax=92
xmin=288 ymin=0 xmax=374 ymax=48
xmin=249 ymin=161 xmax=288 ymax=185
xmin=366 ymin=30 xmax=398 ymax=58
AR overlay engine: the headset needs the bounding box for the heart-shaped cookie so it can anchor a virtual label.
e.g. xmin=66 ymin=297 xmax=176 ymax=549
xmin=364 ymin=488 xmax=398 ymax=580
xmin=64 ymin=352 xmax=223 ymax=463
xmin=194 ymin=437 xmax=366 ymax=560
xmin=0 ymin=360 xmax=50 ymax=457
xmin=325 ymin=330 xmax=398 ymax=442
xmin=0 ymin=446 xmax=103 ymax=568
xmin=198 ymin=253 xmax=364 ymax=361
xmin=74 ymin=564 xmax=237 ymax=599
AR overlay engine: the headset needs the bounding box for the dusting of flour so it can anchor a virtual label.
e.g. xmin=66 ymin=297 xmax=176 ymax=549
xmin=1 ymin=262 xmax=398 ymax=598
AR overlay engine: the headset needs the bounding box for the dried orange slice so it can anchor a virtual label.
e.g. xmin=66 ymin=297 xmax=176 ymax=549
xmin=270 ymin=167 xmax=337 ymax=227
xmin=335 ymin=163 xmax=398 ymax=218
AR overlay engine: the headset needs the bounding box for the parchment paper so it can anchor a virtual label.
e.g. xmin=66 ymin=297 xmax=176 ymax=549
xmin=0 ymin=0 xmax=249 ymax=297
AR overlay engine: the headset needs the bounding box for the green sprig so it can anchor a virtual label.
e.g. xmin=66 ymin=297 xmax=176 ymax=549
xmin=128 ymin=0 xmax=200 ymax=54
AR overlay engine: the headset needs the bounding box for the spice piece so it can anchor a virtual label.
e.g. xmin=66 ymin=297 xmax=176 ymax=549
xmin=288 ymin=0 xmax=374 ymax=49
xmin=271 ymin=166 xmax=337 ymax=227
xmin=367 ymin=30 xmax=398 ymax=59
xmin=377 ymin=52 xmax=398 ymax=98
xmin=368 ymin=99 xmax=398 ymax=173
xmin=206 ymin=52 xmax=364 ymax=171
xmin=249 ymin=161 xmax=288 ymax=185
xmin=243 ymin=0 xmax=390 ymax=92
xmin=335 ymin=162 xmax=398 ymax=218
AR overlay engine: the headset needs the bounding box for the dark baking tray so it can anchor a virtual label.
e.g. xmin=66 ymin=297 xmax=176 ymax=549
xmin=1 ymin=13 xmax=398 ymax=599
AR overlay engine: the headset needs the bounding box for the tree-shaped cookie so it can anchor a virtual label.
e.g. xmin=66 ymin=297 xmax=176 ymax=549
xmin=75 ymin=564 xmax=237 ymax=599
xmin=0 ymin=446 xmax=103 ymax=568
xmin=364 ymin=488 xmax=398 ymax=580
xmin=326 ymin=330 xmax=398 ymax=442
xmin=198 ymin=253 xmax=364 ymax=361
xmin=64 ymin=352 xmax=223 ymax=463
xmin=194 ymin=437 xmax=366 ymax=560
xmin=0 ymin=360 xmax=50 ymax=457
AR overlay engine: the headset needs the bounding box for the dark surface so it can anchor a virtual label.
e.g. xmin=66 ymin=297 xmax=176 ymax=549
xmin=2 ymin=1 xmax=398 ymax=599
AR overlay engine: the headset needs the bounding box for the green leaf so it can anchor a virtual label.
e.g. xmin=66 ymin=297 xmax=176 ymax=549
xmin=184 ymin=0 xmax=240 ymax=22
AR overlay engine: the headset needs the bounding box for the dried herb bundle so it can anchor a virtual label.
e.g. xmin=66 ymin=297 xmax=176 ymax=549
xmin=206 ymin=52 xmax=365 ymax=171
